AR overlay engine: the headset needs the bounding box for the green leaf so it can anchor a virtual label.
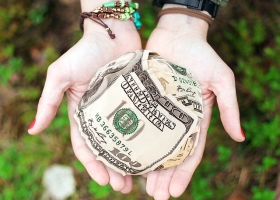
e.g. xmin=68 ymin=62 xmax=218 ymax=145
xmin=88 ymin=180 xmax=112 ymax=199
xmin=1 ymin=44 xmax=15 ymax=58
xmin=0 ymin=155 xmax=13 ymax=180
xmin=252 ymin=187 xmax=275 ymax=200
xmin=72 ymin=160 xmax=85 ymax=173
xmin=262 ymin=156 xmax=277 ymax=171
xmin=28 ymin=6 xmax=48 ymax=25
xmin=19 ymin=87 xmax=41 ymax=100
xmin=217 ymin=145 xmax=232 ymax=163
xmin=252 ymin=20 xmax=266 ymax=44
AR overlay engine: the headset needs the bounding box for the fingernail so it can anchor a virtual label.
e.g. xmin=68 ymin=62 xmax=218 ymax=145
xmin=241 ymin=128 xmax=245 ymax=138
xmin=28 ymin=118 xmax=36 ymax=130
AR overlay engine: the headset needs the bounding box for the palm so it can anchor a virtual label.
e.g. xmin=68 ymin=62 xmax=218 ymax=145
xmin=30 ymin=25 xmax=142 ymax=193
xmin=144 ymin=25 xmax=243 ymax=199
xmin=67 ymin=30 xmax=141 ymax=190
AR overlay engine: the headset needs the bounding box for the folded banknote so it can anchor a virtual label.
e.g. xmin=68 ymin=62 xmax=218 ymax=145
xmin=74 ymin=50 xmax=203 ymax=175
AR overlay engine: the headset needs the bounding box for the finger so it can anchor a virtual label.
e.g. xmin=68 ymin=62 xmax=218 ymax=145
xmin=28 ymin=64 xmax=70 ymax=134
xmin=169 ymin=99 xmax=212 ymax=198
xmin=120 ymin=175 xmax=133 ymax=194
xmin=213 ymin=67 xmax=245 ymax=142
xmin=168 ymin=138 xmax=205 ymax=198
xmin=68 ymin=97 xmax=110 ymax=186
xmin=106 ymin=166 xmax=128 ymax=192
xmin=146 ymin=171 xmax=159 ymax=197
xmin=147 ymin=97 xmax=214 ymax=199
xmin=153 ymin=167 xmax=176 ymax=200
xmin=71 ymin=127 xmax=108 ymax=185
xmin=142 ymin=173 xmax=148 ymax=178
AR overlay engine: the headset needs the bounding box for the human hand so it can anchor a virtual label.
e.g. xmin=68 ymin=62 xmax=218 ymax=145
xmin=28 ymin=18 xmax=142 ymax=193
xmin=144 ymin=5 xmax=245 ymax=200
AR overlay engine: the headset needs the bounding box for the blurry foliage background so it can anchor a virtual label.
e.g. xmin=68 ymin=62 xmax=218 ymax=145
xmin=0 ymin=0 xmax=280 ymax=199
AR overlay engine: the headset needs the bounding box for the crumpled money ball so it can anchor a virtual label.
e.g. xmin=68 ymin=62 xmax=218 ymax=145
xmin=74 ymin=50 xmax=203 ymax=175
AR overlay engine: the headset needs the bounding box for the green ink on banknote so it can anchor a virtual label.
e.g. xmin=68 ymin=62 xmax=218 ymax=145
xmin=113 ymin=108 xmax=138 ymax=135
xmin=167 ymin=61 xmax=187 ymax=76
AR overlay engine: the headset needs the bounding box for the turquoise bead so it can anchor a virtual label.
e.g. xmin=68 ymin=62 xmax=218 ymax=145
xmin=103 ymin=1 xmax=115 ymax=7
xmin=133 ymin=12 xmax=140 ymax=19
xmin=134 ymin=20 xmax=142 ymax=29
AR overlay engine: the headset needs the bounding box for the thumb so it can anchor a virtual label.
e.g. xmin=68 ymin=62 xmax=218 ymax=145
xmin=214 ymin=68 xmax=245 ymax=142
xmin=28 ymin=64 xmax=70 ymax=135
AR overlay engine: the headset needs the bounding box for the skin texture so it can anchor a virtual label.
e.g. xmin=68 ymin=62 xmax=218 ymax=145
xmin=144 ymin=8 xmax=245 ymax=200
xmin=28 ymin=20 xmax=141 ymax=193
xmin=28 ymin=3 xmax=245 ymax=200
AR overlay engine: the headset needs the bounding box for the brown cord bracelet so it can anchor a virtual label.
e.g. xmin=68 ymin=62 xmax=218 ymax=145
xmin=80 ymin=12 xmax=116 ymax=39
xmin=158 ymin=7 xmax=213 ymax=26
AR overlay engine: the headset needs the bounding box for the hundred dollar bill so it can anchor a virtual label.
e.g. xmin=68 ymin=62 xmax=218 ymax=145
xmin=142 ymin=51 xmax=203 ymax=169
xmin=141 ymin=50 xmax=203 ymax=119
xmin=158 ymin=122 xmax=201 ymax=170
xmin=74 ymin=50 xmax=203 ymax=175
xmin=156 ymin=130 xmax=199 ymax=170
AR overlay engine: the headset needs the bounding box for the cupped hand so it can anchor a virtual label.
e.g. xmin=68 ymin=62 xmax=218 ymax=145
xmin=28 ymin=20 xmax=142 ymax=193
xmin=144 ymin=9 xmax=245 ymax=200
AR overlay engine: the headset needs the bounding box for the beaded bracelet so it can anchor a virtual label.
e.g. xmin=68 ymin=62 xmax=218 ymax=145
xmin=80 ymin=0 xmax=142 ymax=39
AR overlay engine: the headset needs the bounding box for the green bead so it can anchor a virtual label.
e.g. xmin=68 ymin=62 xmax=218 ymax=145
xmin=120 ymin=0 xmax=125 ymax=7
xmin=129 ymin=7 xmax=135 ymax=13
xmin=125 ymin=7 xmax=129 ymax=13
xmin=120 ymin=13 xmax=125 ymax=20
xmin=129 ymin=2 xmax=139 ymax=9
xmin=103 ymin=2 xmax=115 ymax=8
xmin=125 ymin=13 xmax=130 ymax=20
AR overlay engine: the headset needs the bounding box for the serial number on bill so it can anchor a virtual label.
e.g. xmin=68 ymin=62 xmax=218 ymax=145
xmin=94 ymin=113 xmax=132 ymax=155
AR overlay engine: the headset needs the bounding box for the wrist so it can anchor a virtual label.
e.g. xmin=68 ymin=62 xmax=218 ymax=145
xmin=83 ymin=19 xmax=135 ymax=35
xmin=157 ymin=4 xmax=209 ymax=38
